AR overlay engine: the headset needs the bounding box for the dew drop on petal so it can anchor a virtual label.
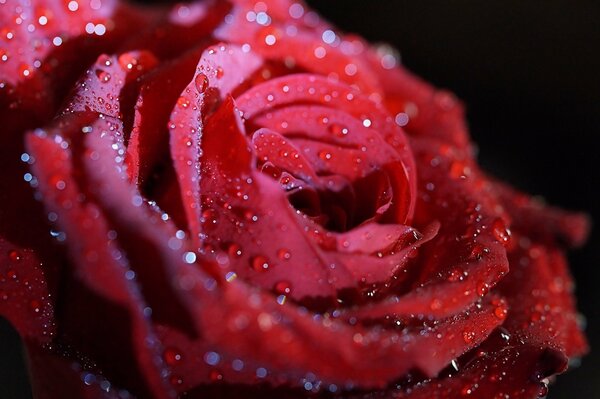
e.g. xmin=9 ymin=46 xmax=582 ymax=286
xmin=494 ymin=303 xmax=508 ymax=320
xmin=476 ymin=282 xmax=489 ymax=296
xmin=227 ymin=242 xmax=242 ymax=258
xmin=251 ymin=255 xmax=270 ymax=271
xmin=492 ymin=218 xmax=512 ymax=245
xmin=462 ymin=330 xmax=475 ymax=344
xmin=277 ymin=248 xmax=291 ymax=260
xmin=318 ymin=150 xmax=333 ymax=161
xmin=395 ymin=112 xmax=409 ymax=126
xmin=328 ymin=123 xmax=348 ymax=137
xmin=430 ymin=298 xmax=442 ymax=310
xmin=67 ymin=1 xmax=79 ymax=12
xmin=204 ymin=351 xmax=220 ymax=366
xmin=264 ymin=34 xmax=277 ymax=46
xmin=163 ymin=348 xmax=182 ymax=365
xmin=538 ymin=380 xmax=549 ymax=397
xmin=469 ymin=243 xmax=489 ymax=261
xmin=169 ymin=375 xmax=183 ymax=386
xmin=19 ymin=64 xmax=32 ymax=78
xmin=461 ymin=384 xmax=476 ymax=396
xmin=95 ymin=69 xmax=111 ymax=83
xmin=8 ymin=250 xmax=21 ymax=262
xmin=118 ymin=53 xmax=135 ymax=70
xmin=29 ymin=300 xmax=41 ymax=313
xmin=209 ymin=369 xmax=223 ymax=381
xmin=449 ymin=160 xmax=469 ymax=179
xmin=447 ymin=268 xmax=464 ymax=282
xmin=177 ymin=96 xmax=190 ymax=108
xmin=194 ymin=73 xmax=209 ymax=93
xmin=274 ymin=280 xmax=292 ymax=295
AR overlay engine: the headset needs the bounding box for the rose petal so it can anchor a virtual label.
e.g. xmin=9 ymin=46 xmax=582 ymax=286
xmin=79 ymin=117 xmax=200 ymax=336
xmin=61 ymin=51 xmax=158 ymax=120
xmin=174 ymin=283 xmax=505 ymax=389
xmin=0 ymin=240 xmax=54 ymax=342
xmin=127 ymin=47 xmax=204 ymax=185
xmin=200 ymin=96 xmax=428 ymax=300
xmin=363 ymin=48 xmax=471 ymax=149
xmin=27 ymin=342 xmax=123 ymax=399
xmin=344 ymin=139 xmax=510 ymax=321
xmin=119 ymin=1 xmax=230 ymax=61
xmin=0 ymin=0 xmax=116 ymax=88
xmin=168 ymin=44 xmax=263 ymax=247
xmin=26 ymin=114 xmax=174 ymax=398
xmin=498 ymin=237 xmax=587 ymax=357
xmin=237 ymin=73 xmax=416 ymax=223
xmin=492 ymin=180 xmax=590 ymax=248
xmin=216 ymin=3 xmax=381 ymax=95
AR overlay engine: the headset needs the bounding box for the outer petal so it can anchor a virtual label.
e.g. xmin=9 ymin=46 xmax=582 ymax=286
xmin=26 ymin=115 xmax=174 ymax=399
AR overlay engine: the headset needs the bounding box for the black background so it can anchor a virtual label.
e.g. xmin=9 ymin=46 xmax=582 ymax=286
xmin=1 ymin=1 xmax=599 ymax=398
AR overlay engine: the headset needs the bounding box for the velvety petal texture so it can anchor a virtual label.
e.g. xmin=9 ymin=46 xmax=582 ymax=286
xmin=0 ymin=0 xmax=588 ymax=398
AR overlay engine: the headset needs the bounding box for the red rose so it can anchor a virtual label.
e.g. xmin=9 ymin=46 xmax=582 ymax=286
xmin=0 ymin=0 xmax=589 ymax=398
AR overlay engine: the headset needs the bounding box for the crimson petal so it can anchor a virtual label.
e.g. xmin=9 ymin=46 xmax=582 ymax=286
xmin=168 ymin=44 xmax=263 ymax=248
xmin=26 ymin=115 xmax=174 ymax=399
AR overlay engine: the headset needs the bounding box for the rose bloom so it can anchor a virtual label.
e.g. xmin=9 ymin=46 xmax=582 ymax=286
xmin=0 ymin=0 xmax=590 ymax=398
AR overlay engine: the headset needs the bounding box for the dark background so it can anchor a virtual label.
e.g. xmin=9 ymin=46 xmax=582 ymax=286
xmin=1 ymin=1 xmax=599 ymax=398
xmin=307 ymin=1 xmax=600 ymax=398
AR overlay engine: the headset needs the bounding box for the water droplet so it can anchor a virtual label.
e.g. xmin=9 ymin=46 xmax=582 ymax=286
xmin=469 ymin=243 xmax=489 ymax=261
xmin=395 ymin=112 xmax=409 ymax=126
xmin=204 ymin=351 xmax=220 ymax=366
xmin=274 ymin=280 xmax=292 ymax=295
xmin=314 ymin=46 xmax=327 ymax=59
xmin=29 ymin=300 xmax=41 ymax=313
xmin=194 ymin=73 xmax=209 ymax=93
xmin=318 ymin=150 xmax=333 ymax=161
xmin=462 ymin=330 xmax=475 ymax=344
xmin=492 ymin=218 xmax=511 ymax=245
xmin=256 ymin=367 xmax=267 ymax=378
xmin=169 ymin=375 xmax=183 ymax=386
xmin=476 ymin=282 xmax=489 ymax=296
xmin=209 ymin=369 xmax=223 ymax=381
xmin=449 ymin=160 xmax=469 ymax=179
xmin=19 ymin=64 xmax=32 ymax=78
xmin=450 ymin=359 xmax=460 ymax=372
xmin=447 ymin=268 xmax=464 ymax=282
xmin=95 ymin=69 xmax=111 ymax=83
xmin=177 ymin=96 xmax=190 ymax=108
xmin=328 ymin=123 xmax=348 ymax=137
xmin=216 ymin=66 xmax=224 ymax=79
xmin=118 ymin=53 xmax=137 ymax=70
xmin=251 ymin=255 xmax=270 ymax=272
xmin=67 ymin=1 xmax=79 ymax=12
xmin=494 ymin=304 xmax=508 ymax=320
xmin=277 ymin=248 xmax=291 ymax=260
xmin=430 ymin=298 xmax=442 ymax=310
xmin=243 ymin=210 xmax=258 ymax=222
xmin=163 ymin=348 xmax=182 ymax=365
xmin=289 ymin=3 xmax=304 ymax=19
xmin=8 ymin=250 xmax=21 ymax=262
xmin=461 ymin=384 xmax=476 ymax=395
